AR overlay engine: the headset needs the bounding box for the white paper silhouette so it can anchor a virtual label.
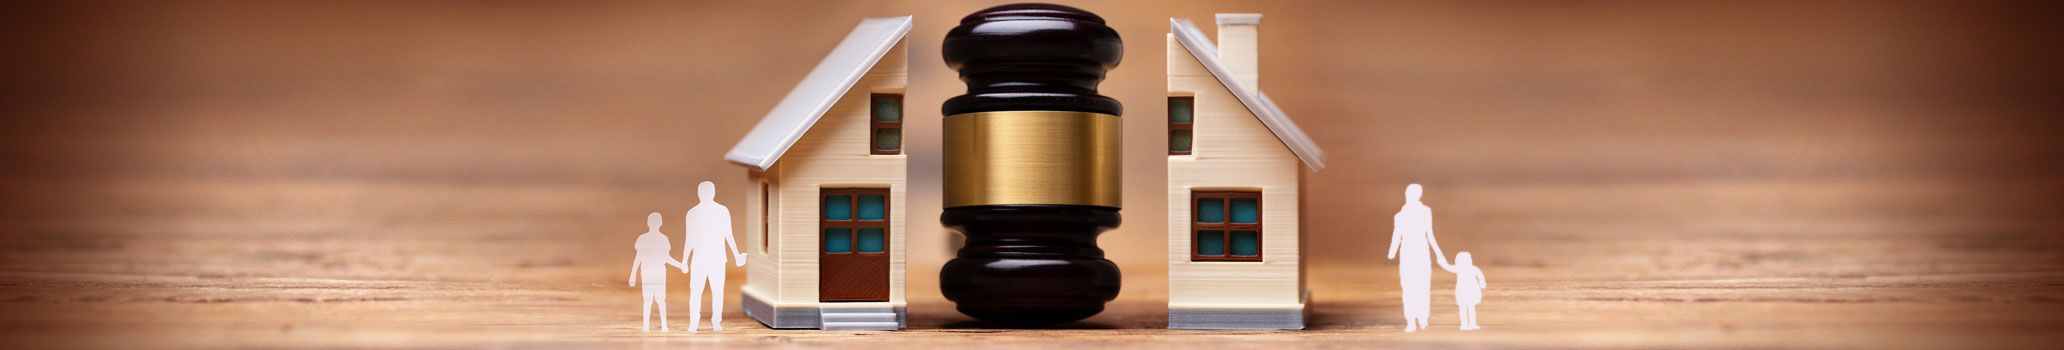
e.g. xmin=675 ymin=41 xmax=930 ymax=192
xmin=683 ymin=181 xmax=748 ymax=332
xmin=630 ymin=212 xmax=687 ymax=332
xmin=1387 ymin=184 xmax=1449 ymax=332
xmin=1439 ymin=251 xmax=1487 ymax=330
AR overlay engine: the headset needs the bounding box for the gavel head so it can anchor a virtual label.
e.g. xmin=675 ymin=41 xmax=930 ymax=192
xmin=941 ymin=3 xmax=1123 ymax=116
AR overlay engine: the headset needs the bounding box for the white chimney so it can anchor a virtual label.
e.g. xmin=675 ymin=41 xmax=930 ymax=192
xmin=1216 ymin=13 xmax=1262 ymax=94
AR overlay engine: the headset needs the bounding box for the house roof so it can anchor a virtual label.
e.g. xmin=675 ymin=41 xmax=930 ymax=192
xmin=1169 ymin=18 xmax=1328 ymax=172
xmin=725 ymin=16 xmax=913 ymax=171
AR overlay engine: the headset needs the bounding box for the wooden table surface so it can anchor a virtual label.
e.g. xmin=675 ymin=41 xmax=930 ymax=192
xmin=2 ymin=179 xmax=2060 ymax=349
xmin=7 ymin=269 xmax=2060 ymax=350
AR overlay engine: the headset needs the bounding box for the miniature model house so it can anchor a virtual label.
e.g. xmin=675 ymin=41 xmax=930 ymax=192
xmin=1164 ymin=14 xmax=1328 ymax=330
xmin=726 ymin=16 xmax=911 ymax=331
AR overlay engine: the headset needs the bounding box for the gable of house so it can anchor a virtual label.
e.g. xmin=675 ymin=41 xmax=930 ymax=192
xmin=726 ymin=16 xmax=913 ymax=171
xmin=1169 ymin=18 xmax=1326 ymax=173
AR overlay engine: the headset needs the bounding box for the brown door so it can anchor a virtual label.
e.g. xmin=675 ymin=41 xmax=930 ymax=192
xmin=820 ymin=188 xmax=890 ymax=302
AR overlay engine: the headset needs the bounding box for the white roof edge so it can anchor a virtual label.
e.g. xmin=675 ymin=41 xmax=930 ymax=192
xmin=1171 ymin=18 xmax=1327 ymax=172
xmin=1215 ymin=13 xmax=1262 ymax=25
xmin=724 ymin=16 xmax=914 ymax=171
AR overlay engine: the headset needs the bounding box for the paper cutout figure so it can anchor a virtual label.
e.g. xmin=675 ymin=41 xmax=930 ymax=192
xmin=630 ymin=212 xmax=687 ymax=332
xmin=1387 ymin=184 xmax=1449 ymax=332
xmin=1439 ymin=251 xmax=1487 ymax=330
xmin=683 ymin=181 xmax=748 ymax=332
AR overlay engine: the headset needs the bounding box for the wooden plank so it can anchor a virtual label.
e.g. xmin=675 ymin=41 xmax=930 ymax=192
xmin=2 ymin=269 xmax=2060 ymax=349
xmin=0 ymin=177 xmax=2056 ymax=349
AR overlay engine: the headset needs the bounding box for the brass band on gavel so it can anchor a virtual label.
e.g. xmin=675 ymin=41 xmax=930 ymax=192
xmin=943 ymin=110 xmax=1122 ymax=209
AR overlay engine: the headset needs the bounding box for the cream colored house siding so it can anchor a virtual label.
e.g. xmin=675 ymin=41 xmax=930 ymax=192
xmin=743 ymin=40 xmax=908 ymax=308
xmin=743 ymin=166 xmax=781 ymax=304
xmin=1166 ymin=34 xmax=1304 ymax=308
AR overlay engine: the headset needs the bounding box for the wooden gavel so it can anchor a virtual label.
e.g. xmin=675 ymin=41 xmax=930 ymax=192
xmin=937 ymin=3 xmax=1125 ymax=326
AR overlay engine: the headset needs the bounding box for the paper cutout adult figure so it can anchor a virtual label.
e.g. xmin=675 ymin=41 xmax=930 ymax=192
xmin=1439 ymin=251 xmax=1488 ymax=330
xmin=629 ymin=212 xmax=687 ymax=332
xmin=1387 ymin=184 xmax=1449 ymax=332
xmin=683 ymin=181 xmax=747 ymax=332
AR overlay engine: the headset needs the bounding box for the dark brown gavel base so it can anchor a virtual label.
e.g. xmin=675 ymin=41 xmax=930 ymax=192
xmin=940 ymin=205 xmax=1121 ymax=325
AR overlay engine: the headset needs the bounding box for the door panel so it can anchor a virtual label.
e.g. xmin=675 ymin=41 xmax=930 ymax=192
xmin=820 ymin=188 xmax=890 ymax=302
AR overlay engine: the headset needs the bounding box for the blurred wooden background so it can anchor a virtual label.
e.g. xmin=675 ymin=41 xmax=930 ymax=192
xmin=1 ymin=0 xmax=2060 ymax=348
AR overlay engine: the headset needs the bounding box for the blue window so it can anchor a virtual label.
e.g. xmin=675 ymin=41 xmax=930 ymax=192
xmin=1196 ymin=231 xmax=1225 ymax=256
xmin=821 ymin=188 xmax=889 ymax=255
xmin=1192 ymin=191 xmax=1261 ymax=261
xmin=857 ymin=195 xmax=885 ymax=221
xmin=1197 ymin=198 xmax=1225 ymax=223
xmin=857 ymin=228 xmax=885 ymax=253
xmin=1169 ymin=96 xmax=1193 ymax=155
xmin=824 ymin=228 xmax=852 ymax=253
xmin=1230 ymin=231 xmax=1260 ymax=256
xmin=824 ymin=195 xmax=852 ymax=221
xmin=872 ymin=94 xmax=902 ymax=154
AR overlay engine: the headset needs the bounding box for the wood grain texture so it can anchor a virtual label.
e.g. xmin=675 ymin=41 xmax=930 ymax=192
xmin=0 ymin=174 xmax=2059 ymax=348
xmin=2 ymin=257 xmax=2060 ymax=349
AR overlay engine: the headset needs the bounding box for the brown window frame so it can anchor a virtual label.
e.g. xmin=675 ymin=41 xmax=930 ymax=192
xmin=759 ymin=181 xmax=771 ymax=253
xmin=870 ymin=94 xmax=902 ymax=155
xmin=821 ymin=188 xmax=890 ymax=255
xmin=1191 ymin=191 xmax=1262 ymax=262
xmin=1169 ymin=96 xmax=1194 ymax=155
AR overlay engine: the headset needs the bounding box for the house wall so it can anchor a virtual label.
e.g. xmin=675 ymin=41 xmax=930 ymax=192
xmin=1165 ymin=34 xmax=1305 ymax=308
xmin=743 ymin=40 xmax=908 ymax=309
xmin=742 ymin=165 xmax=781 ymax=305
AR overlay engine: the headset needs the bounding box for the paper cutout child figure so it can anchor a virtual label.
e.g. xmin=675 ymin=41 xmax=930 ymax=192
xmin=1388 ymin=183 xmax=1449 ymax=333
xmin=682 ymin=181 xmax=747 ymax=332
xmin=629 ymin=212 xmax=687 ymax=332
xmin=1439 ymin=251 xmax=1487 ymax=330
